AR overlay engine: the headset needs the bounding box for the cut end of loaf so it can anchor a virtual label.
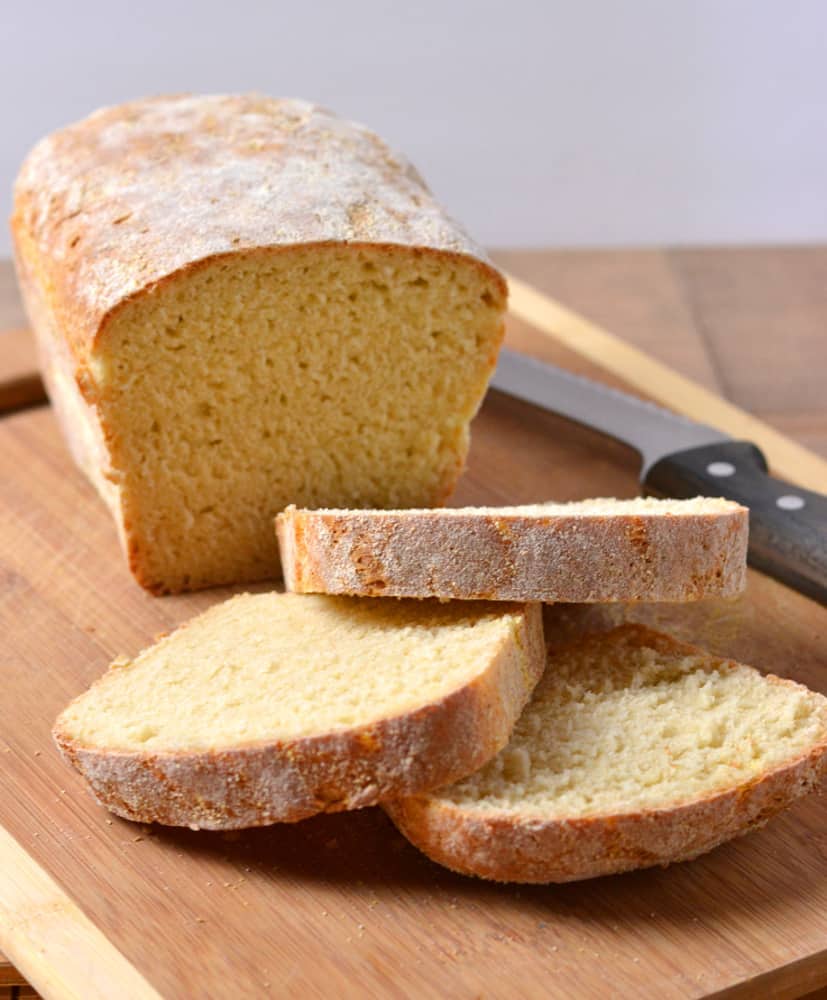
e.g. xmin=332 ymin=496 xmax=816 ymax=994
xmin=89 ymin=244 xmax=505 ymax=593
xmin=386 ymin=625 xmax=827 ymax=882
xmin=12 ymin=93 xmax=509 ymax=594
xmin=52 ymin=593 xmax=545 ymax=829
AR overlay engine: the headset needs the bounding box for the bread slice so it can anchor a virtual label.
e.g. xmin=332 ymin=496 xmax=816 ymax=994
xmin=384 ymin=625 xmax=827 ymax=883
xmin=53 ymin=593 xmax=544 ymax=830
xmin=13 ymin=95 xmax=506 ymax=593
xmin=276 ymin=497 xmax=748 ymax=602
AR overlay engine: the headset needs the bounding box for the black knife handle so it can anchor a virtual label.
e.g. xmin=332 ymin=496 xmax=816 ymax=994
xmin=644 ymin=441 xmax=827 ymax=605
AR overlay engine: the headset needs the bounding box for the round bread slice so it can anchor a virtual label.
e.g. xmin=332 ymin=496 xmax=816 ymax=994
xmin=276 ymin=496 xmax=748 ymax=602
xmin=53 ymin=593 xmax=544 ymax=830
xmin=384 ymin=625 xmax=827 ymax=883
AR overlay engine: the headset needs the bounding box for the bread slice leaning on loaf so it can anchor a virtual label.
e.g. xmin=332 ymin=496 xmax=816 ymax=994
xmin=52 ymin=593 xmax=544 ymax=830
xmin=13 ymin=94 xmax=507 ymax=594
xmin=384 ymin=625 xmax=827 ymax=883
xmin=277 ymin=497 xmax=748 ymax=602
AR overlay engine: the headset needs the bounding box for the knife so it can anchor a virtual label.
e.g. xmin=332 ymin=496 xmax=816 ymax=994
xmin=490 ymin=348 xmax=827 ymax=605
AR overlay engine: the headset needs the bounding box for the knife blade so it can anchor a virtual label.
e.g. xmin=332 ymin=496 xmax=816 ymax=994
xmin=490 ymin=348 xmax=827 ymax=605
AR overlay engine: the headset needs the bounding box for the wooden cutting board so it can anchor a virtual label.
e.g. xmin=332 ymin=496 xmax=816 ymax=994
xmin=1 ymin=304 xmax=826 ymax=1000
xmin=0 ymin=326 xmax=44 ymax=412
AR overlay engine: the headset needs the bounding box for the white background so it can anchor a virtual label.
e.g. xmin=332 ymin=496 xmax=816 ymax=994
xmin=2 ymin=0 xmax=826 ymax=255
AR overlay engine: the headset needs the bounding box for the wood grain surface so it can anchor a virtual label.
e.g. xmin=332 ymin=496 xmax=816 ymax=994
xmin=0 ymin=327 xmax=44 ymax=412
xmin=1 ymin=249 xmax=826 ymax=999
xmin=492 ymin=247 xmax=827 ymax=460
xmin=503 ymin=272 xmax=827 ymax=492
xmin=0 ymin=262 xmax=44 ymax=413
xmin=0 ymin=827 xmax=159 ymax=1000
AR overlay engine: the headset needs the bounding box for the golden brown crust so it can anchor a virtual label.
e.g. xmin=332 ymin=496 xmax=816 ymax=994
xmin=52 ymin=603 xmax=544 ymax=830
xmin=383 ymin=626 xmax=827 ymax=882
xmin=384 ymin=744 xmax=827 ymax=882
xmin=276 ymin=503 xmax=749 ymax=602
xmin=11 ymin=94 xmax=505 ymax=374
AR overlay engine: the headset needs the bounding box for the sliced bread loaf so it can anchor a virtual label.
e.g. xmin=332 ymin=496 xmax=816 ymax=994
xmin=276 ymin=497 xmax=748 ymax=602
xmin=384 ymin=625 xmax=827 ymax=883
xmin=53 ymin=593 xmax=544 ymax=830
xmin=14 ymin=95 xmax=506 ymax=593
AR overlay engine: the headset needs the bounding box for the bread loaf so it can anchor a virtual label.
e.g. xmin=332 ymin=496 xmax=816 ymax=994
xmin=276 ymin=497 xmax=748 ymax=602
xmin=53 ymin=593 xmax=544 ymax=829
xmin=385 ymin=625 xmax=827 ymax=882
xmin=12 ymin=95 xmax=507 ymax=593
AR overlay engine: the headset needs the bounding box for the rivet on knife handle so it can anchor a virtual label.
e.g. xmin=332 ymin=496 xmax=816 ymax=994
xmin=644 ymin=441 xmax=827 ymax=605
